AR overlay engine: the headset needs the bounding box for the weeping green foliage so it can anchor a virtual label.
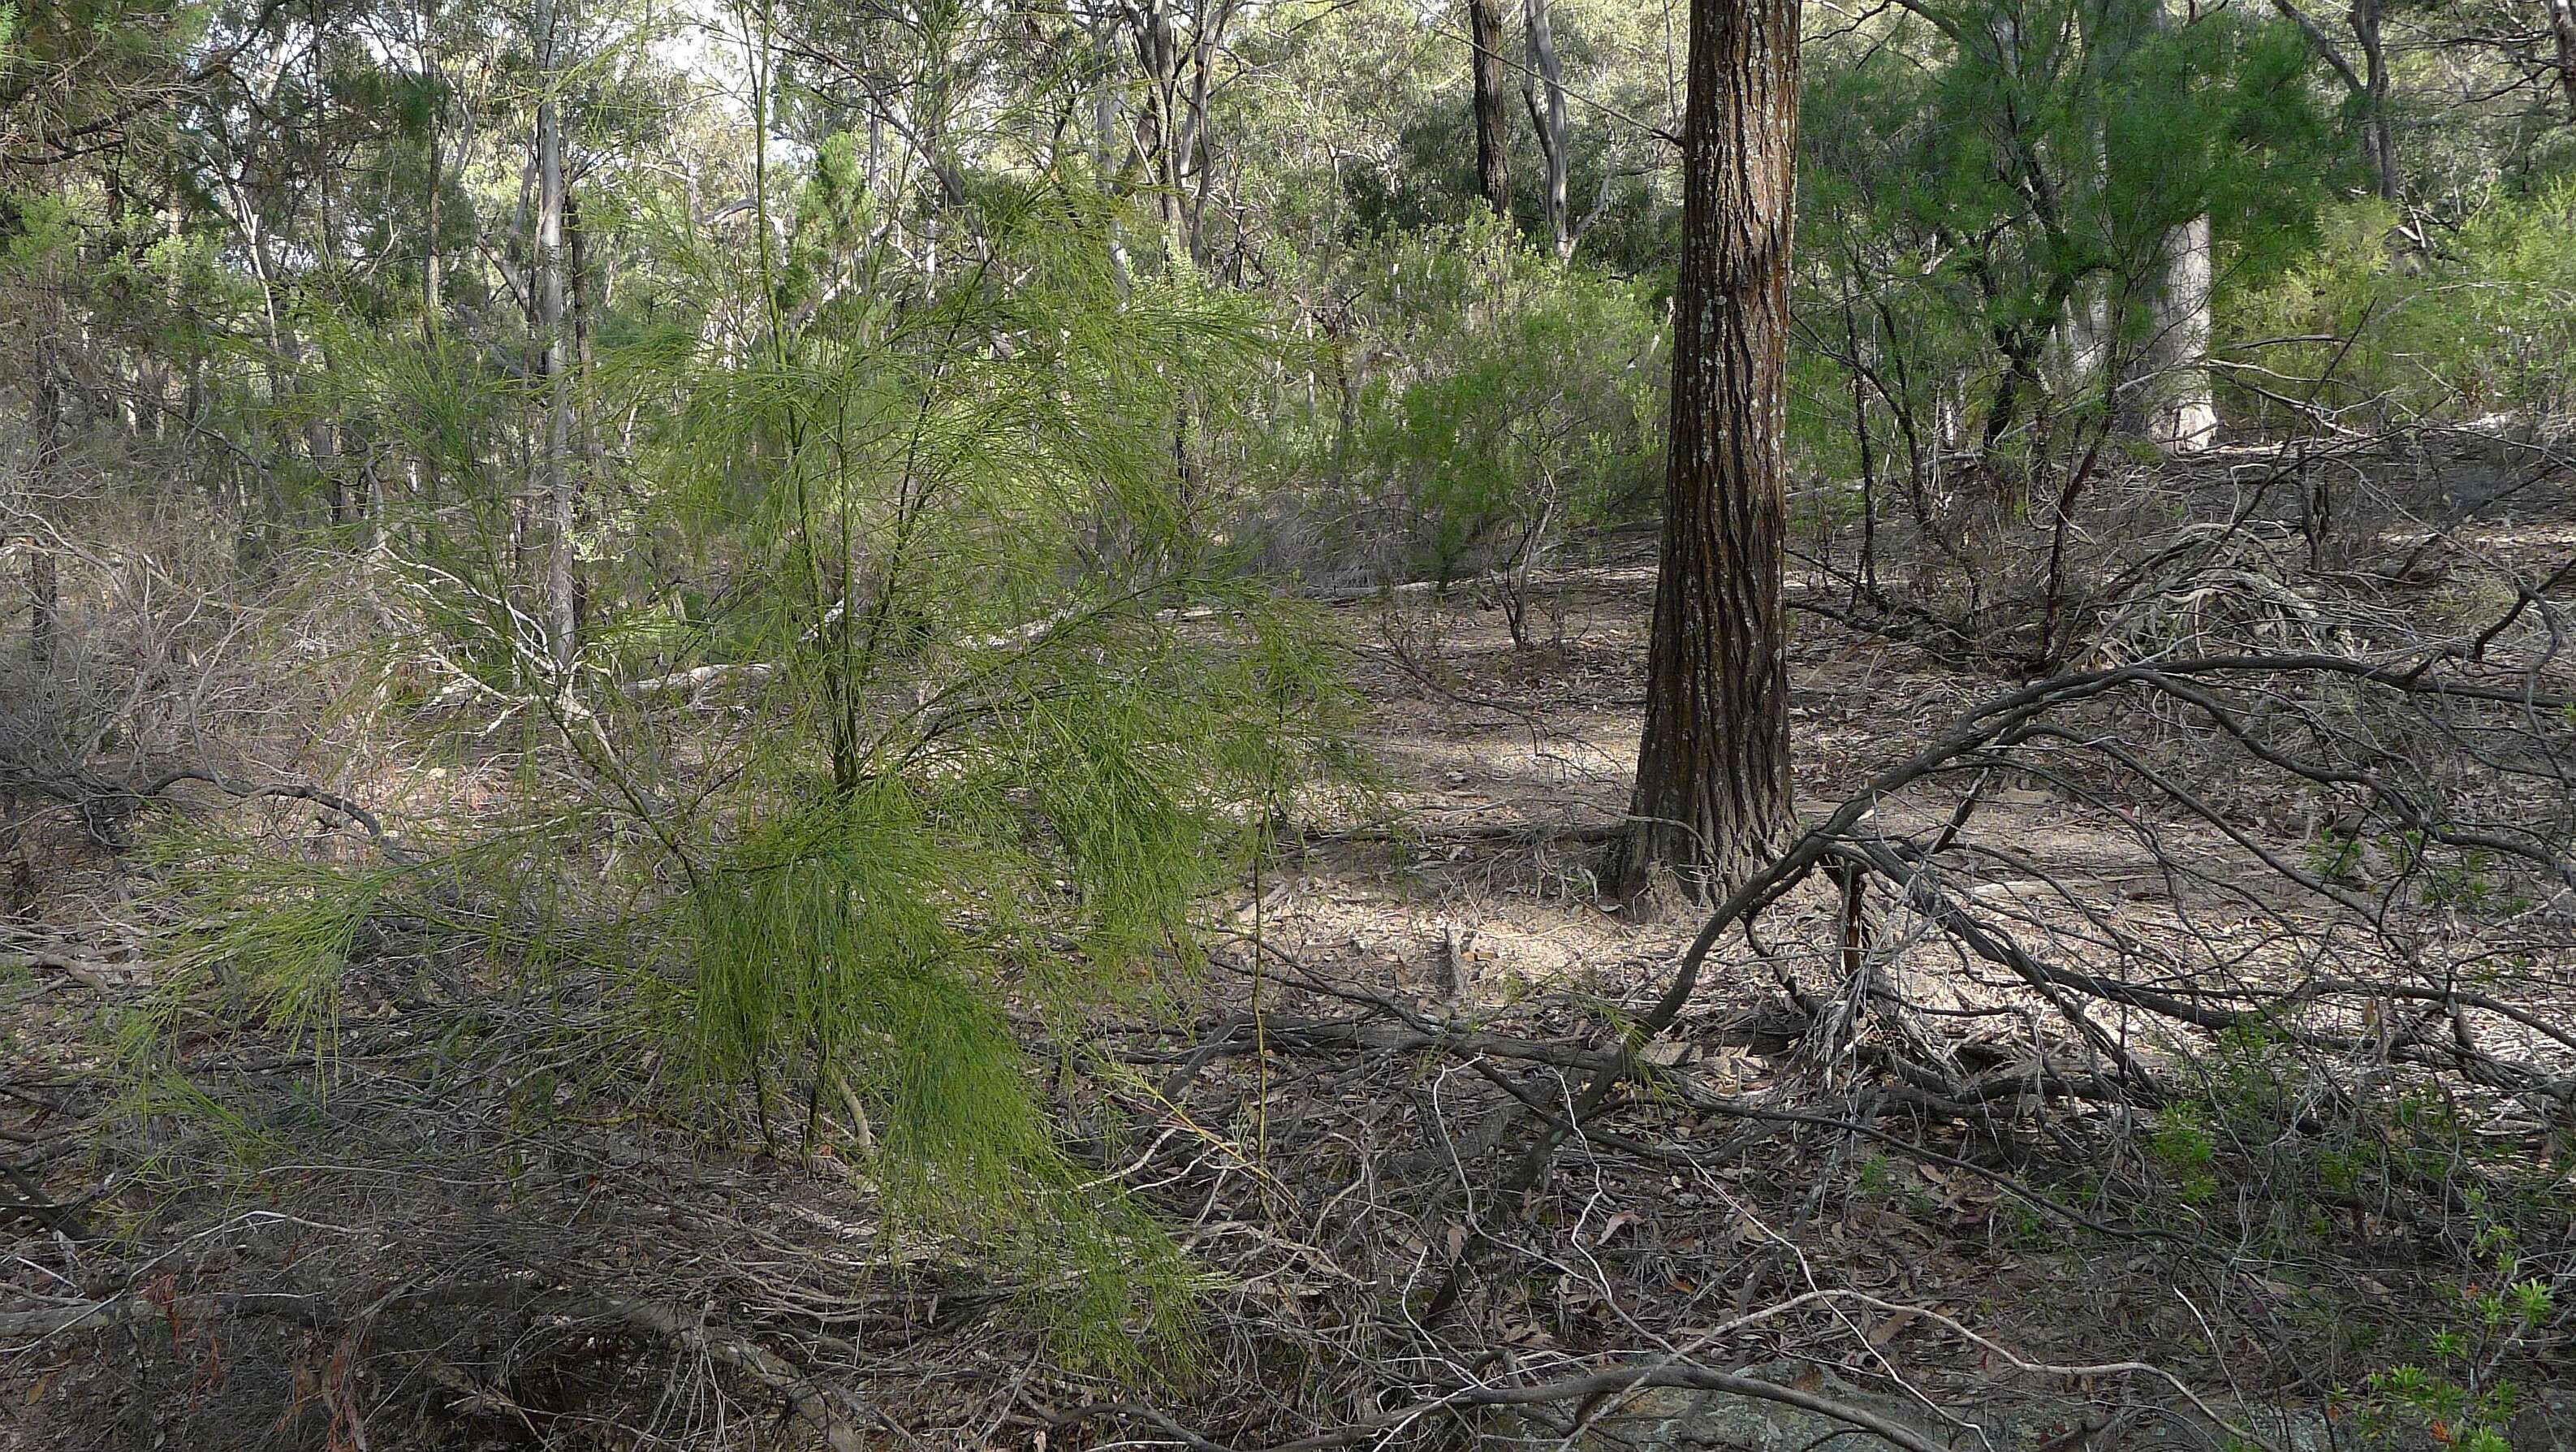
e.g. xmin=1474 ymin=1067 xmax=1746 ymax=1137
xmin=133 ymin=166 xmax=1361 ymax=1371
xmin=136 ymin=830 xmax=392 ymax=1052
xmin=625 ymin=179 xmax=1356 ymax=1350
xmin=684 ymin=791 xmax=1211 ymax=1374
xmin=671 ymin=699 xmax=1251 ymax=1372
xmin=688 ymin=780 xmax=959 ymax=1090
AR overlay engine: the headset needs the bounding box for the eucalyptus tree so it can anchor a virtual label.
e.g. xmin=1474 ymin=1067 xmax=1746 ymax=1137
xmin=1525 ymin=0 xmax=1573 ymax=254
xmin=2264 ymin=0 xmax=2398 ymax=201
xmin=1797 ymin=0 xmax=2333 ymax=500
xmin=2556 ymin=0 xmax=2576 ymax=116
xmin=1609 ymin=0 xmax=1801 ymax=901
xmin=1466 ymin=0 xmax=1512 ymax=216
xmin=1128 ymin=0 xmax=1250 ymax=261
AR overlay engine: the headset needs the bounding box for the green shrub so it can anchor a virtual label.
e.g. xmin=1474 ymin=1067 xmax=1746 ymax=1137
xmin=2228 ymin=184 xmax=2576 ymax=430
xmin=132 ymin=191 xmax=1365 ymax=1375
xmin=1330 ymin=215 xmax=1664 ymax=624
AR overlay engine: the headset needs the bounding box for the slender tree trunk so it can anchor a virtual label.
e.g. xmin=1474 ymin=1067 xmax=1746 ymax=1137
xmin=2144 ymin=0 xmax=2216 ymax=453
xmin=1176 ymin=8 xmax=1229 ymax=266
xmin=1608 ymin=0 xmax=1801 ymax=903
xmin=135 ymin=205 xmax=179 ymax=442
xmin=1134 ymin=0 xmax=1184 ymax=243
xmin=533 ymin=0 xmax=576 ymax=676
xmin=2148 ymin=214 xmax=2216 ymax=453
xmin=2548 ymin=0 xmax=2576 ymax=121
xmin=314 ymin=419 xmax=347 ymax=525
xmin=1091 ymin=19 xmax=1133 ymax=286
xmin=2354 ymin=0 xmax=2396 ymax=202
xmin=403 ymin=57 xmax=441 ymax=555
xmin=1524 ymin=0 xmax=1572 ymax=257
xmin=567 ymin=188 xmax=598 ymax=640
xmin=1839 ymin=285 xmax=1880 ymax=600
xmin=2264 ymin=0 xmax=2397 ymax=200
xmin=1091 ymin=16 xmax=1120 ymax=180
xmin=1467 ymin=0 xmax=1513 ymax=218
xmin=1328 ymin=339 xmax=1369 ymax=492
xmin=424 ymin=149 xmax=442 ymax=323
xmin=26 ymin=362 xmax=63 ymax=667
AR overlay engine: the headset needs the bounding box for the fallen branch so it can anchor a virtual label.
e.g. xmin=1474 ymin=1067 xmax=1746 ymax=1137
xmin=0 ymin=1277 xmax=868 ymax=1451
xmin=1066 ymin=1361 xmax=1952 ymax=1452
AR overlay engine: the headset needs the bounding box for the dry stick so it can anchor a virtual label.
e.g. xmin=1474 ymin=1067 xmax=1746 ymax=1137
xmin=2388 ymin=443 xmax=2574 ymax=583
xmin=2037 ymin=426 xmax=2112 ymax=666
xmin=2467 ymin=553 xmax=2576 ymax=664
xmin=2295 ymin=979 xmax=2576 ymax=1060
xmin=1415 ymin=650 xmax=2574 ymax=1324
xmin=0 ymin=1161 xmax=93 ymax=1241
xmin=1622 ymin=1286 xmax=2264 ymax=1447
xmin=0 ymin=1276 xmax=542 ymax=1342
xmin=1065 ymin=1359 xmax=1951 ymax=1452
xmin=1647 ymin=1081 xmax=2173 ymax=1242
xmin=1415 ymin=663 xmax=2158 ymax=1324
xmin=1846 ymin=838 xmax=2198 ymax=1086
xmin=1853 ymin=793 xmax=2571 ymax=1102
xmin=567 ymin=1293 xmax=866 ymax=1452
xmin=1129 ymin=1009 xmax=1623 ymax=1077
xmin=2134 ymin=672 xmax=2576 ymax=884
xmin=1197 ymin=943 xmax=2168 ymax=1240
xmin=119 ymin=768 xmax=414 ymax=863
xmin=1883 ymin=680 xmax=2576 ymax=1096
xmin=1452 ymin=1053 xmax=1741 ymax=1172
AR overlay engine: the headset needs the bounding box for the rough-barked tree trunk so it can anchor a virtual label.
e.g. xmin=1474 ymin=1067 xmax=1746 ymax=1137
xmin=1524 ymin=0 xmax=1572 ymax=257
xmin=1607 ymin=0 xmax=1801 ymax=903
xmin=1467 ymin=0 xmax=1513 ymax=218
xmin=2550 ymin=0 xmax=2576 ymax=120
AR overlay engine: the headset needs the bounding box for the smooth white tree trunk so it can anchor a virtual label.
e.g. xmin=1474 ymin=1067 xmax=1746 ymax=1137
xmin=2148 ymin=213 xmax=2217 ymax=452
xmin=1525 ymin=0 xmax=1572 ymax=257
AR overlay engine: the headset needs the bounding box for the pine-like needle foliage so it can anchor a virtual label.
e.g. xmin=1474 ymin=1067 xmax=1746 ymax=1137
xmin=138 ymin=175 xmax=1365 ymax=1370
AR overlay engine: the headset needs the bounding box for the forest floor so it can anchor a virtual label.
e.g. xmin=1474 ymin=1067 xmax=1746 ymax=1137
xmin=1208 ymin=584 xmax=2343 ymax=1437
xmin=6 ymin=445 xmax=2575 ymax=1450
xmin=1165 ymin=450 xmax=2576 ymax=1448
